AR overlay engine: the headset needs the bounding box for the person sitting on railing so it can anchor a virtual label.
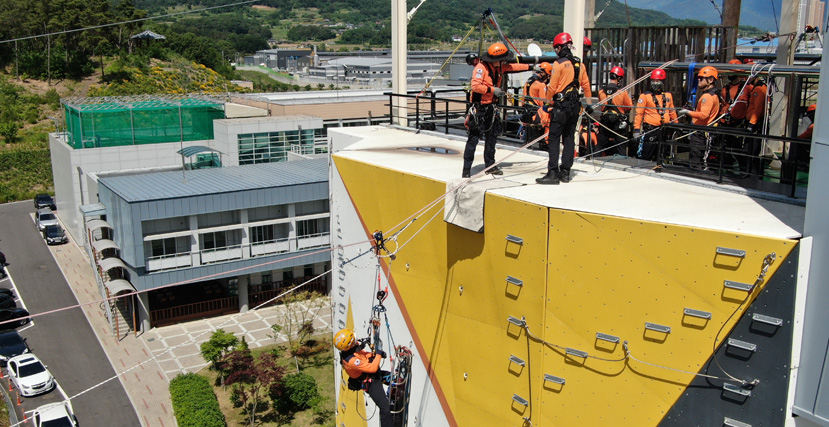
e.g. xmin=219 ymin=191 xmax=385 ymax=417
xmin=633 ymin=69 xmax=677 ymax=161
xmin=462 ymin=43 xmax=530 ymax=178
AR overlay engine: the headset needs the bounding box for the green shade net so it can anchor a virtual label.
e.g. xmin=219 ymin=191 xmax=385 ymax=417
xmin=62 ymin=98 xmax=225 ymax=149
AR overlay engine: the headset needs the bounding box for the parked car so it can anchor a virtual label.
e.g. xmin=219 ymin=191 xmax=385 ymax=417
xmin=0 ymin=288 xmax=13 ymax=298
xmin=0 ymin=293 xmax=16 ymax=310
xmin=34 ymin=194 xmax=55 ymax=210
xmin=36 ymin=208 xmax=58 ymax=231
xmin=0 ymin=308 xmax=29 ymax=329
xmin=42 ymin=225 xmax=68 ymax=245
xmin=33 ymin=401 xmax=78 ymax=427
xmin=8 ymin=354 xmax=55 ymax=396
xmin=0 ymin=331 xmax=28 ymax=366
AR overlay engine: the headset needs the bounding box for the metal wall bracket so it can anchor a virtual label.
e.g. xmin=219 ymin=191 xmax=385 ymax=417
xmin=512 ymin=394 xmax=528 ymax=406
xmin=566 ymin=348 xmax=588 ymax=358
xmin=723 ymin=417 xmax=752 ymax=427
xmin=723 ymin=383 xmax=752 ymax=397
xmin=683 ymin=308 xmax=712 ymax=319
xmin=717 ymin=247 xmax=746 ymax=258
xmin=508 ymin=316 xmax=526 ymax=327
xmin=509 ymin=355 xmax=526 ymax=367
xmin=506 ymin=276 xmax=524 ymax=287
xmin=645 ymin=322 xmax=671 ymax=333
xmin=724 ymin=280 xmax=754 ymax=291
xmin=544 ymin=374 xmax=565 ymax=385
xmin=338 ymin=285 xmax=346 ymax=297
xmin=506 ymin=235 xmax=524 ymax=245
xmin=727 ymin=338 xmax=757 ymax=352
xmin=596 ymin=332 xmax=620 ymax=343
xmin=752 ymin=313 xmax=783 ymax=326
xmin=338 ymin=303 xmax=346 ymax=314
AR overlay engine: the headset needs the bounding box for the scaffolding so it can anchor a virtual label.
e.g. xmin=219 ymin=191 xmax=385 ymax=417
xmin=61 ymin=94 xmax=226 ymax=149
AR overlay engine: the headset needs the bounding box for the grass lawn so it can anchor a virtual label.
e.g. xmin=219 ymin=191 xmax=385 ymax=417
xmin=199 ymin=334 xmax=336 ymax=427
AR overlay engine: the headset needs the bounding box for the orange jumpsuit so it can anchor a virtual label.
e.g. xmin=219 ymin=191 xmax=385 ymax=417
xmin=343 ymin=350 xmax=381 ymax=378
xmin=746 ymin=83 xmax=767 ymax=127
xmin=687 ymin=88 xmax=720 ymax=169
xmin=633 ymin=91 xmax=678 ymax=160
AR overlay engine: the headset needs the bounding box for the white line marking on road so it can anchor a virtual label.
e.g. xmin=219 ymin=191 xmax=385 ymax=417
xmin=55 ymin=380 xmax=69 ymax=401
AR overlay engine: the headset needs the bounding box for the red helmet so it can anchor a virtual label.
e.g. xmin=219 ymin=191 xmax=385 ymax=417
xmin=650 ymin=69 xmax=667 ymax=80
xmin=610 ymin=66 xmax=625 ymax=78
xmin=807 ymin=103 xmax=817 ymax=112
xmin=583 ymin=37 xmax=592 ymax=49
xmin=553 ymin=32 xmax=573 ymax=47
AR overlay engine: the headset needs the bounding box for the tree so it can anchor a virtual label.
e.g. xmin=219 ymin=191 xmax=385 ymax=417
xmin=269 ymin=291 xmax=327 ymax=357
xmin=225 ymin=348 xmax=285 ymax=427
xmin=199 ymin=329 xmax=239 ymax=386
xmin=270 ymin=372 xmax=321 ymax=413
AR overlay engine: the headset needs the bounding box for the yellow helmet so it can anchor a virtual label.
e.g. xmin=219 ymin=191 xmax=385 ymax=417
xmin=334 ymin=328 xmax=356 ymax=351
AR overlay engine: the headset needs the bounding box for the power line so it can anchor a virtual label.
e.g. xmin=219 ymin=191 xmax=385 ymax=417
xmin=0 ymin=0 xmax=260 ymax=45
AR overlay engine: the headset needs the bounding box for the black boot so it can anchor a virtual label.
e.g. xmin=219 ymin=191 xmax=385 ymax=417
xmin=536 ymin=169 xmax=560 ymax=185
xmin=486 ymin=166 xmax=503 ymax=175
xmin=558 ymin=169 xmax=571 ymax=183
xmin=462 ymin=169 xmax=470 ymax=178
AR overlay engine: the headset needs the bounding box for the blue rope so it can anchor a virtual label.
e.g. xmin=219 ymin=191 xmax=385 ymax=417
xmin=686 ymin=62 xmax=698 ymax=108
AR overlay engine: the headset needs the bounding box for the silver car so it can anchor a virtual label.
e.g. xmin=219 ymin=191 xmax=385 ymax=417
xmin=36 ymin=208 xmax=58 ymax=231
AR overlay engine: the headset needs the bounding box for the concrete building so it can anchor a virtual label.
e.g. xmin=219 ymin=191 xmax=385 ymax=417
xmin=89 ymin=158 xmax=330 ymax=331
xmin=243 ymin=48 xmax=312 ymax=70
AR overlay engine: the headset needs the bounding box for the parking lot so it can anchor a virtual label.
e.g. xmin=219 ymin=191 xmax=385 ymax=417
xmin=0 ymin=201 xmax=140 ymax=426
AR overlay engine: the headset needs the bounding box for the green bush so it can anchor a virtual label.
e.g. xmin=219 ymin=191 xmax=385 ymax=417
xmin=272 ymin=372 xmax=321 ymax=413
xmin=169 ymin=373 xmax=226 ymax=427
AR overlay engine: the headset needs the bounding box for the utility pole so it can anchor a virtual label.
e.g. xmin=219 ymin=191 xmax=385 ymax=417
xmin=721 ymin=0 xmax=742 ymax=62
xmin=564 ymin=0 xmax=587 ymax=60
xmin=585 ymin=0 xmax=596 ymax=29
xmin=769 ymin=0 xmax=801 ymax=139
xmin=391 ymin=0 xmax=407 ymax=126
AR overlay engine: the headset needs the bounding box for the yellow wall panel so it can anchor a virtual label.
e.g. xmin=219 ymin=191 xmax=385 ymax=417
xmin=539 ymin=210 xmax=795 ymax=426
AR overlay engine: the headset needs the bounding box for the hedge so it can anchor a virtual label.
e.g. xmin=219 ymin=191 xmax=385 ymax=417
xmin=169 ymin=373 xmax=226 ymax=427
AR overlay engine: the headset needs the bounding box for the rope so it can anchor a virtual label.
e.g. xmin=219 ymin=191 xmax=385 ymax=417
xmin=419 ymin=25 xmax=478 ymax=93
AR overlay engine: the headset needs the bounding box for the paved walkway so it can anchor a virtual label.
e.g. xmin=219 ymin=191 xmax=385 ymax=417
xmin=49 ymin=231 xmax=332 ymax=426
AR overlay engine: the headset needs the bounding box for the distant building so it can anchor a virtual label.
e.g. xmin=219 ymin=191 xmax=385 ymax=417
xmin=244 ymin=48 xmax=312 ymax=70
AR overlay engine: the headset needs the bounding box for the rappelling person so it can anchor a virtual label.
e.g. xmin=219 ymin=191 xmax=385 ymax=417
xmin=633 ymin=69 xmax=678 ymax=161
xmin=536 ymin=32 xmax=592 ymax=185
xmin=595 ymin=66 xmax=632 ymax=156
xmin=522 ymin=62 xmax=552 ymax=150
xmin=678 ymin=66 xmax=720 ymax=170
xmin=462 ymin=42 xmax=530 ymax=178
xmin=335 ymin=328 xmax=392 ymax=427
xmin=719 ymin=59 xmax=753 ymax=175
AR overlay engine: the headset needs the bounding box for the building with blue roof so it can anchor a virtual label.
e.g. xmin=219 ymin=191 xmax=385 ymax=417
xmin=90 ymin=158 xmax=330 ymax=330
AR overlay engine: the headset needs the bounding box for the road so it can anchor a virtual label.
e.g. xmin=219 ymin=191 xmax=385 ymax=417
xmin=0 ymin=201 xmax=139 ymax=426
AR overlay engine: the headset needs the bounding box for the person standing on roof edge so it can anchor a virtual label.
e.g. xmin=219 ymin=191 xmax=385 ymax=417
xmin=523 ymin=62 xmax=552 ymax=151
xmin=633 ymin=69 xmax=677 ymax=161
xmin=335 ymin=328 xmax=392 ymax=427
xmin=536 ymin=32 xmax=593 ymax=185
xmin=679 ymin=66 xmax=720 ymax=170
xmin=595 ymin=66 xmax=632 ymax=156
xmin=462 ymin=42 xmax=530 ymax=178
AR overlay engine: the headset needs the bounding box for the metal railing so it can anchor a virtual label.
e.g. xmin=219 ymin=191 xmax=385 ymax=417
xmin=149 ymin=296 xmax=239 ymax=327
xmin=248 ymin=276 xmax=328 ymax=308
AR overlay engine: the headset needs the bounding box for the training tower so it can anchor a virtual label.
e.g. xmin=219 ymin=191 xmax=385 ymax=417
xmin=330 ymin=126 xmax=807 ymax=427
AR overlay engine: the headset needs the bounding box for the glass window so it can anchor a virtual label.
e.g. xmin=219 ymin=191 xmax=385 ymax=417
xmin=250 ymin=225 xmax=275 ymax=243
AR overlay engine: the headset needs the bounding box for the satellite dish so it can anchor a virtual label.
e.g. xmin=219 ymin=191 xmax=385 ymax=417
xmin=527 ymin=43 xmax=542 ymax=57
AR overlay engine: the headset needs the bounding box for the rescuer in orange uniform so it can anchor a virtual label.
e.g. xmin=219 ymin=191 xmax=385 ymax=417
xmin=743 ymin=74 xmax=768 ymax=176
xmin=536 ymin=32 xmax=592 ymax=185
xmin=462 ymin=42 xmax=530 ymax=178
xmin=633 ymin=69 xmax=678 ymax=161
xmin=523 ymin=62 xmax=552 ymax=150
xmin=595 ymin=66 xmax=633 ymax=156
xmin=335 ymin=328 xmax=391 ymax=427
xmin=719 ymin=59 xmax=753 ymax=174
xmin=679 ymin=66 xmax=720 ymax=170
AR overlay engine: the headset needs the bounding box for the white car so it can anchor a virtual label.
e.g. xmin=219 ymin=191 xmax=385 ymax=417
xmin=35 ymin=208 xmax=58 ymax=231
xmin=7 ymin=354 xmax=55 ymax=397
xmin=33 ymin=401 xmax=78 ymax=427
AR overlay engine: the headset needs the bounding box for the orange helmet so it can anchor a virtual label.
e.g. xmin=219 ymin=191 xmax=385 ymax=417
xmin=728 ymin=59 xmax=743 ymax=65
xmin=698 ymin=66 xmax=718 ymax=79
xmin=334 ymin=328 xmax=356 ymax=351
xmin=553 ymin=32 xmax=573 ymax=47
xmin=481 ymin=42 xmax=514 ymax=62
xmin=650 ymin=69 xmax=667 ymax=80
xmin=807 ymin=103 xmax=817 ymax=112
xmin=537 ymin=62 xmax=553 ymax=75
xmin=610 ymin=66 xmax=625 ymax=78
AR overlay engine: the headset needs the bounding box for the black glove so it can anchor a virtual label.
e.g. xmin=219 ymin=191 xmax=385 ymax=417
xmin=585 ymin=104 xmax=594 ymax=115
xmin=746 ymin=124 xmax=755 ymax=133
xmin=376 ymin=350 xmax=386 ymax=358
xmin=357 ymin=338 xmax=369 ymax=350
